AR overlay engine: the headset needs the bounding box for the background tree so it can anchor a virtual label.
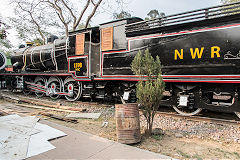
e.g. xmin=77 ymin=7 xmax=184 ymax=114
xmin=10 ymin=0 xmax=61 ymax=44
xmin=78 ymin=23 xmax=91 ymax=30
xmin=145 ymin=9 xmax=165 ymax=20
xmin=222 ymin=0 xmax=240 ymax=4
xmin=44 ymin=0 xmax=103 ymax=36
xmin=10 ymin=0 xmax=129 ymax=44
xmin=0 ymin=16 xmax=13 ymax=57
xmin=33 ymin=38 xmax=44 ymax=46
xmin=113 ymin=10 xmax=131 ymax=20
xmin=131 ymin=49 xmax=165 ymax=136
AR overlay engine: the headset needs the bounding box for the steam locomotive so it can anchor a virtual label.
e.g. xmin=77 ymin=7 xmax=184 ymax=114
xmin=1 ymin=2 xmax=240 ymax=117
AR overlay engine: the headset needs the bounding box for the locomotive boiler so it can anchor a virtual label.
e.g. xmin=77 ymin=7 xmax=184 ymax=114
xmin=2 ymin=2 xmax=240 ymax=117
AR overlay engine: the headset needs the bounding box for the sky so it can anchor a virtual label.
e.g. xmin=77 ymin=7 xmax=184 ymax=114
xmin=0 ymin=0 xmax=221 ymax=47
xmin=92 ymin=0 xmax=222 ymax=25
xmin=128 ymin=0 xmax=221 ymax=18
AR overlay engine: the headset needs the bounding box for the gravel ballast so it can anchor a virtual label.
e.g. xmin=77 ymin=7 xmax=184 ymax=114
xmin=140 ymin=113 xmax=240 ymax=143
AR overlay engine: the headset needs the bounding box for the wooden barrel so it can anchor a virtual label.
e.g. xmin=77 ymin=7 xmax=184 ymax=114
xmin=115 ymin=103 xmax=141 ymax=144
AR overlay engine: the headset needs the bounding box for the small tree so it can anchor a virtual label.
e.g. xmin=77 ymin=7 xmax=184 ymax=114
xmin=131 ymin=49 xmax=165 ymax=136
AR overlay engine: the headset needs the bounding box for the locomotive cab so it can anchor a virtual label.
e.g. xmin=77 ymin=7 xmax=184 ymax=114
xmin=99 ymin=18 xmax=143 ymax=76
xmin=68 ymin=27 xmax=101 ymax=78
xmin=99 ymin=17 xmax=143 ymax=52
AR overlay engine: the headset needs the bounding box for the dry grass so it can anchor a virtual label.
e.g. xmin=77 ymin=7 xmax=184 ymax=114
xmin=1 ymin=98 xmax=240 ymax=160
xmin=48 ymin=113 xmax=240 ymax=160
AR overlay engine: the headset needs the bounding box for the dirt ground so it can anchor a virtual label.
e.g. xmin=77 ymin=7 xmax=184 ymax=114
xmin=48 ymin=115 xmax=240 ymax=160
xmin=1 ymin=99 xmax=240 ymax=159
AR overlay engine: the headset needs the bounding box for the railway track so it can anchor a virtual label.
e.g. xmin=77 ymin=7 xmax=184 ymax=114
xmin=155 ymin=111 xmax=240 ymax=126
xmin=0 ymin=90 xmax=113 ymax=108
xmin=1 ymin=90 xmax=240 ymax=126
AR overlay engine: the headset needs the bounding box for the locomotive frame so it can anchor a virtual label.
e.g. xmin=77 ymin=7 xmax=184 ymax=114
xmin=1 ymin=2 xmax=240 ymax=116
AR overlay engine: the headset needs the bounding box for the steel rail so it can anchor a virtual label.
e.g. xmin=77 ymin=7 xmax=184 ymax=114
xmin=154 ymin=111 xmax=240 ymax=126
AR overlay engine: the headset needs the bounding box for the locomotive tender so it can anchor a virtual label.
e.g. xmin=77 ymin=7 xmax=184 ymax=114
xmin=1 ymin=2 xmax=240 ymax=116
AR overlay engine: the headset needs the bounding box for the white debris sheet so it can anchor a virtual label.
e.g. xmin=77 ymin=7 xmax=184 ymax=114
xmin=0 ymin=114 xmax=67 ymax=160
xmin=66 ymin=112 xmax=101 ymax=119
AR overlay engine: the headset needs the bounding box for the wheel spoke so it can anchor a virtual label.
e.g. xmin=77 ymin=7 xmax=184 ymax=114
xmin=173 ymin=90 xmax=202 ymax=116
xmin=34 ymin=77 xmax=46 ymax=98
xmin=47 ymin=77 xmax=63 ymax=100
xmin=173 ymin=106 xmax=202 ymax=116
xmin=235 ymin=112 xmax=240 ymax=119
xmin=64 ymin=77 xmax=82 ymax=101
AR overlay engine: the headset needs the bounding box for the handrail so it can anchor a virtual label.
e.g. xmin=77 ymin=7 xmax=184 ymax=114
xmin=126 ymin=2 xmax=240 ymax=34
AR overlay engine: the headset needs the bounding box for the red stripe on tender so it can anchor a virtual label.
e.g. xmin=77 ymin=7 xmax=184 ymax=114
xmin=163 ymin=75 xmax=240 ymax=78
xmin=95 ymin=78 xmax=240 ymax=83
xmin=95 ymin=78 xmax=140 ymax=81
xmin=101 ymin=75 xmax=240 ymax=78
xmin=102 ymin=75 xmax=146 ymax=78
xmin=163 ymin=80 xmax=240 ymax=83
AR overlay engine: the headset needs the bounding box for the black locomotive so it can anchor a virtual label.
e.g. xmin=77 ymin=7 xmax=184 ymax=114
xmin=1 ymin=2 xmax=240 ymax=117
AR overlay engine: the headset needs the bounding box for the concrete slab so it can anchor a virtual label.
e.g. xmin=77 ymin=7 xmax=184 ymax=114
xmin=0 ymin=115 xmax=39 ymax=160
xmin=27 ymin=123 xmax=67 ymax=158
xmin=29 ymin=120 xmax=172 ymax=160
xmin=89 ymin=141 xmax=171 ymax=159
xmin=0 ymin=114 xmax=67 ymax=160
xmin=66 ymin=112 xmax=101 ymax=119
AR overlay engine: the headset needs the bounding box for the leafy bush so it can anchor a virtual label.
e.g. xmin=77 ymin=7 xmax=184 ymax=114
xmin=131 ymin=49 xmax=165 ymax=136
